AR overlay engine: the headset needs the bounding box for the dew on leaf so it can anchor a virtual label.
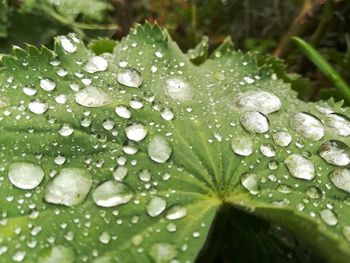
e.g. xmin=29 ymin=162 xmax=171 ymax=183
xmin=230 ymin=136 xmax=253 ymax=156
xmin=58 ymin=124 xmax=74 ymax=137
xmin=320 ymin=209 xmax=338 ymax=226
xmin=8 ymin=162 xmax=44 ymax=190
xmin=92 ymin=180 xmax=133 ymax=207
xmin=38 ymin=245 xmax=74 ymax=263
xmin=139 ymin=169 xmax=152 ymax=182
xmin=117 ymin=67 xmax=143 ymax=88
xmin=148 ymin=243 xmax=177 ymax=263
xmin=148 ymin=136 xmax=172 ymax=163
xmin=240 ymin=173 xmax=260 ymax=195
xmin=272 ymin=131 xmax=292 ymax=147
xmin=319 ymin=140 xmax=350 ymax=166
xmin=329 ymin=168 xmax=350 ymax=193
xmin=84 ymin=56 xmax=108 ymax=73
xmin=276 ymin=184 xmax=292 ymax=194
xmin=232 ymin=90 xmax=281 ymax=114
xmin=125 ymin=123 xmax=148 ymax=141
xmin=113 ymin=166 xmax=128 ymax=181
xmin=163 ymin=77 xmax=194 ymax=102
xmin=40 ymin=78 xmax=56 ymax=91
xmin=284 ymin=154 xmax=315 ymax=180
xmin=115 ymin=105 xmax=131 ymax=119
xmin=306 ymin=186 xmax=322 ymax=199
xmin=290 ymin=112 xmax=324 ymax=141
xmin=45 ymin=168 xmax=92 ymax=206
xmin=75 ymin=86 xmax=112 ymax=107
xmin=343 ymin=226 xmax=350 ymax=242
xmin=240 ymin=111 xmax=269 ymax=134
xmin=12 ymin=251 xmax=26 ymax=262
xmin=23 ymin=85 xmax=37 ymax=96
xmin=160 ymin=108 xmax=175 ymax=121
xmin=59 ymin=35 xmax=77 ymax=53
xmin=260 ymin=144 xmax=276 ymax=157
xmin=166 ymin=205 xmax=187 ymax=220
xmin=324 ymin=113 xmax=350 ymax=137
xmin=146 ymin=196 xmax=167 ymax=217
xmin=99 ymin=231 xmax=111 ymax=244
xmin=28 ymin=99 xmax=48 ymax=115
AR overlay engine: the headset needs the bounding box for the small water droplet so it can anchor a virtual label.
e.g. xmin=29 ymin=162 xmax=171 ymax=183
xmin=28 ymin=99 xmax=48 ymax=115
xmin=160 ymin=108 xmax=175 ymax=121
xmin=115 ymin=105 xmax=131 ymax=119
xmin=40 ymin=78 xmax=56 ymax=91
xmin=58 ymin=124 xmax=74 ymax=137
xmin=272 ymin=131 xmax=292 ymax=147
xmin=99 ymin=231 xmax=111 ymax=244
xmin=59 ymin=35 xmax=77 ymax=53
xmin=148 ymin=243 xmax=177 ymax=263
xmin=84 ymin=56 xmax=108 ymax=73
xmin=320 ymin=209 xmax=338 ymax=226
xmin=230 ymin=136 xmax=253 ymax=156
xmin=329 ymin=168 xmax=350 ymax=193
xmin=113 ymin=166 xmax=128 ymax=181
xmin=306 ymin=186 xmax=322 ymax=199
xmin=324 ymin=113 xmax=350 ymax=137
xmin=166 ymin=205 xmax=187 ymax=220
xmin=125 ymin=123 xmax=147 ymax=141
xmin=260 ymin=144 xmax=276 ymax=157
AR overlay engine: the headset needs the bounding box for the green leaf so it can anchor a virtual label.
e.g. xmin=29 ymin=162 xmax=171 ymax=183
xmin=186 ymin=36 xmax=209 ymax=65
xmin=89 ymin=38 xmax=117 ymax=55
xmin=293 ymin=37 xmax=350 ymax=104
xmin=0 ymin=23 xmax=350 ymax=263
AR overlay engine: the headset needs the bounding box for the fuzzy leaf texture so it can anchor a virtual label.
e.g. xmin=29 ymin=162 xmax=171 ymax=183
xmin=0 ymin=24 xmax=350 ymax=263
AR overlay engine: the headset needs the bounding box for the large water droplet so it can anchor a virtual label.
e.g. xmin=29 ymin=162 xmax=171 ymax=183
xmin=290 ymin=112 xmax=324 ymax=141
xmin=92 ymin=180 xmax=133 ymax=207
xmin=117 ymin=67 xmax=143 ymax=88
xmin=115 ymin=105 xmax=131 ymax=119
xmin=284 ymin=154 xmax=315 ymax=180
xmin=84 ymin=56 xmax=108 ymax=73
xmin=240 ymin=173 xmax=260 ymax=195
xmin=45 ymin=168 xmax=92 ymax=206
xmin=146 ymin=196 xmax=167 ymax=217
xmin=232 ymin=90 xmax=281 ymax=114
xmin=40 ymin=78 xmax=56 ymax=91
xmin=320 ymin=209 xmax=338 ymax=226
xmin=240 ymin=111 xmax=269 ymax=134
xmin=163 ymin=77 xmax=193 ymax=102
xmin=272 ymin=131 xmax=292 ymax=147
xmin=166 ymin=205 xmax=187 ymax=220
xmin=28 ymin=99 xmax=48 ymax=115
xmin=148 ymin=243 xmax=177 ymax=263
xmin=329 ymin=168 xmax=350 ymax=193
xmin=75 ymin=86 xmax=112 ymax=107
xmin=319 ymin=140 xmax=350 ymax=166
xmin=230 ymin=136 xmax=253 ymax=156
xmin=125 ymin=123 xmax=147 ymax=141
xmin=148 ymin=136 xmax=172 ymax=163
xmin=324 ymin=113 xmax=350 ymax=137
xmin=8 ymin=162 xmax=44 ymax=190
xmin=59 ymin=36 xmax=77 ymax=53
xmin=260 ymin=144 xmax=276 ymax=157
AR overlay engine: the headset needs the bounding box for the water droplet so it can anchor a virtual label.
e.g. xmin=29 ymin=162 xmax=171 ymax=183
xmin=306 ymin=186 xmax=322 ymax=199
xmin=84 ymin=56 xmax=108 ymax=73
xmin=92 ymin=180 xmax=133 ymax=207
xmin=148 ymin=136 xmax=172 ymax=163
xmin=320 ymin=209 xmax=338 ymax=226
xmin=8 ymin=162 xmax=44 ymax=190
xmin=45 ymin=168 xmax=92 ymax=206
xmin=160 ymin=108 xmax=175 ymax=121
xmin=146 ymin=196 xmax=167 ymax=217
xmin=59 ymin=36 xmax=77 ymax=53
xmin=40 ymin=78 xmax=56 ymax=91
xmin=125 ymin=123 xmax=147 ymax=141
xmin=230 ymin=136 xmax=253 ymax=156
xmin=99 ymin=231 xmax=111 ymax=244
xmin=113 ymin=166 xmax=128 ymax=181
xmin=324 ymin=113 xmax=350 ymax=137
xmin=38 ymin=245 xmax=74 ymax=263
xmin=12 ymin=251 xmax=26 ymax=262
xmin=319 ymin=140 xmax=350 ymax=166
xmin=260 ymin=144 xmax=276 ymax=157
xmin=75 ymin=86 xmax=112 ymax=107
xmin=240 ymin=173 xmax=260 ymax=195
xmin=139 ymin=169 xmax=151 ymax=182
xmin=23 ymin=85 xmax=37 ymax=96
xmin=148 ymin=243 xmax=177 ymax=263
xmin=58 ymin=124 xmax=74 ymax=137
xmin=166 ymin=205 xmax=187 ymax=220
xmin=276 ymin=184 xmax=292 ymax=194
xmin=290 ymin=112 xmax=324 ymax=141
xmin=232 ymin=90 xmax=281 ymax=114
xmin=240 ymin=111 xmax=269 ymax=134
xmin=163 ymin=77 xmax=193 ymax=102
xmin=272 ymin=131 xmax=292 ymax=147
xmin=343 ymin=226 xmax=350 ymax=242
xmin=115 ymin=105 xmax=131 ymax=119
xmin=329 ymin=168 xmax=350 ymax=193
xmin=117 ymin=67 xmax=143 ymax=88
xmin=284 ymin=154 xmax=315 ymax=180
xmin=28 ymin=99 xmax=48 ymax=115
